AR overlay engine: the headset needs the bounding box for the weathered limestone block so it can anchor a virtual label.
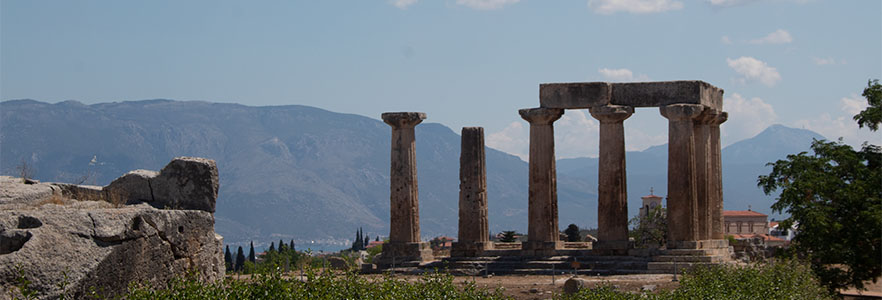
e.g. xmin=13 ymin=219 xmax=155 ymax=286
xmin=103 ymin=157 xmax=218 ymax=212
xmin=519 ymin=107 xmax=564 ymax=255
xmin=150 ymin=157 xmax=219 ymax=213
xmin=563 ymin=277 xmax=588 ymax=294
xmin=104 ymin=169 xmax=158 ymax=204
xmin=0 ymin=157 xmax=223 ymax=299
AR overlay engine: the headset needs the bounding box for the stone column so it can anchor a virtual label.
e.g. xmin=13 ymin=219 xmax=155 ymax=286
xmin=452 ymin=127 xmax=493 ymax=256
xmin=711 ymin=112 xmax=728 ymax=240
xmin=588 ymin=105 xmax=634 ymax=252
xmin=519 ymin=107 xmax=564 ymax=256
xmin=660 ymin=104 xmax=704 ymax=248
xmin=693 ymin=109 xmax=716 ymax=240
xmin=380 ymin=112 xmax=433 ymax=263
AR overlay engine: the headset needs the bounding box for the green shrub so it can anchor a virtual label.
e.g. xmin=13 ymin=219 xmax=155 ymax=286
xmin=558 ymin=259 xmax=832 ymax=300
xmin=127 ymin=268 xmax=509 ymax=300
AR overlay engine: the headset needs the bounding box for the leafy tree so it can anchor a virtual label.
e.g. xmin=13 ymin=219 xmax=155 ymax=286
xmin=224 ymin=245 xmax=232 ymax=272
xmin=248 ymin=241 xmax=256 ymax=263
xmin=854 ymin=79 xmax=881 ymax=131
xmin=628 ymin=205 xmax=667 ymax=248
xmin=564 ymin=224 xmax=581 ymax=242
xmin=235 ymin=246 xmax=246 ymax=272
xmin=758 ymin=84 xmax=882 ymax=292
xmin=499 ymin=231 xmax=517 ymax=243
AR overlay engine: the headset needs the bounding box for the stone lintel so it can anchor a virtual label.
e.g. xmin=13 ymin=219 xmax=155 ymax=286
xmin=612 ymin=81 xmax=722 ymax=110
xmin=539 ymin=81 xmax=723 ymax=110
xmin=382 ymin=112 xmax=427 ymax=128
xmin=518 ymin=107 xmax=564 ymax=124
xmin=539 ymin=82 xmax=611 ymax=109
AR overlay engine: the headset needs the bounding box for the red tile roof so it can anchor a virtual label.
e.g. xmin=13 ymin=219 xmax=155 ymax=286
xmin=769 ymin=221 xmax=779 ymax=228
xmin=731 ymin=233 xmax=785 ymax=242
xmin=723 ymin=210 xmax=768 ymax=217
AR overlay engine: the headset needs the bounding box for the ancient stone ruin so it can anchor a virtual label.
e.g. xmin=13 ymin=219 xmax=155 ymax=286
xmin=0 ymin=157 xmax=224 ymax=299
xmin=378 ymin=80 xmax=732 ymax=273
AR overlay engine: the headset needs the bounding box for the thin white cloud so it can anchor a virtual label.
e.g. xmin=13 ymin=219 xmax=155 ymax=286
xmin=598 ymin=68 xmax=650 ymax=82
xmin=721 ymin=93 xmax=778 ymax=145
xmin=588 ymin=0 xmax=684 ymax=14
xmin=456 ymin=0 xmax=520 ymax=10
xmin=811 ymin=57 xmax=845 ymax=66
xmin=726 ymin=56 xmax=782 ymax=87
xmin=749 ymin=29 xmax=793 ymax=44
xmin=721 ymin=36 xmax=733 ymax=45
xmin=487 ymin=121 xmax=529 ymax=161
xmin=840 ymin=94 xmax=867 ymax=116
xmin=390 ymin=0 xmax=418 ymax=9
xmin=707 ymin=0 xmax=758 ymax=7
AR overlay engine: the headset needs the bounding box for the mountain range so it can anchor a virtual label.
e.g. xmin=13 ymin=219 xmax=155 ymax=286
xmin=0 ymin=99 xmax=825 ymax=249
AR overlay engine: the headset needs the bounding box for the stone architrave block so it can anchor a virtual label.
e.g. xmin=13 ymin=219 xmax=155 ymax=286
xmin=610 ymin=81 xmax=723 ymax=110
xmin=539 ymin=82 xmax=611 ymax=109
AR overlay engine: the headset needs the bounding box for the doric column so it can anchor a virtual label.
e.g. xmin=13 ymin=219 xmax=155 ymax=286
xmin=588 ymin=105 xmax=634 ymax=251
xmin=693 ymin=108 xmax=717 ymax=240
xmin=519 ymin=107 xmax=564 ymax=255
xmin=660 ymin=104 xmax=704 ymax=248
xmin=379 ymin=112 xmax=433 ymax=264
xmin=711 ymin=112 xmax=728 ymax=240
xmin=452 ymin=127 xmax=493 ymax=256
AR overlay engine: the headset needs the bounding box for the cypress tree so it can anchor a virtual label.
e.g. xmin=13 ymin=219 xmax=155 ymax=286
xmin=279 ymin=239 xmax=286 ymax=252
xmin=376 ymin=236 xmax=380 ymax=242
xmin=235 ymin=246 xmax=245 ymax=271
xmin=268 ymin=242 xmax=275 ymax=252
xmin=248 ymin=241 xmax=256 ymax=263
xmin=289 ymin=239 xmax=295 ymax=252
xmin=364 ymin=235 xmax=370 ymax=247
xmin=224 ymin=245 xmax=232 ymax=271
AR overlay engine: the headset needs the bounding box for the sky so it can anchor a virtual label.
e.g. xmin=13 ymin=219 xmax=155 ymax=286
xmin=2 ymin=0 xmax=880 ymax=160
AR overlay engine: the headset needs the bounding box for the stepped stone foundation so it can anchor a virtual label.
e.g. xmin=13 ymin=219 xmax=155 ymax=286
xmin=378 ymin=80 xmax=732 ymax=274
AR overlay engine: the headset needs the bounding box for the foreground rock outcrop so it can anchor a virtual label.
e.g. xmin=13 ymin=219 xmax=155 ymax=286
xmin=0 ymin=157 xmax=223 ymax=299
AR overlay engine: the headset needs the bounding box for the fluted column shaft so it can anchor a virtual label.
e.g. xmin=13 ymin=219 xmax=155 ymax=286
xmin=660 ymin=104 xmax=704 ymax=247
xmin=711 ymin=112 xmax=728 ymax=239
xmin=589 ymin=105 xmax=634 ymax=248
xmin=382 ymin=112 xmax=426 ymax=243
xmin=519 ymin=108 xmax=564 ymax=251
xmin=694 ymin=109 xmax=716 ymax=240
xmin=457 ymin=127 xmax=489 ymax=244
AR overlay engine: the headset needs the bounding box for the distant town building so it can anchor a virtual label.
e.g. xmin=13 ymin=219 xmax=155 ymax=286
xmin=768 ymin=221 xmax=798 ymax=241
xmin=724 ymin=209 xmax=787 ymax=247
xmin=638 ymin=188 xmax=664 ymax=218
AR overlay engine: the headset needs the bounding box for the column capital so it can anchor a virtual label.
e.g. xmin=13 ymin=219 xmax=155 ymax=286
xmin=660 ymin=104 xmax=705 ymax=121
xmin=694 ymin=108 xmax=721 ymax=125
xmin=589 ymin=105 xmax=634 ymax=123
xmin=713 ymin=111 xmax=728 ymax=125
xmin=382 ymin=112 xmax=427 ymax=128
xmin=519 ymin=107 xmax=563 ymax=125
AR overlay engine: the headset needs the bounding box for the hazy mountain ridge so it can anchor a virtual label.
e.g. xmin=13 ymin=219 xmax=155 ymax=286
xmin=1 ymin=99 xmax=822 ymax=247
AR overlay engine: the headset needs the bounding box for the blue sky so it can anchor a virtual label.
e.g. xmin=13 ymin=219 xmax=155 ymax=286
xmin=2 ymin=0 xmax=879 ymax=159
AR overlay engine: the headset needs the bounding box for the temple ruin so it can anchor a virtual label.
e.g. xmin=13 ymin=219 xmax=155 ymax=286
xmin=378 ymin=80 xmax=731 ymax=273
